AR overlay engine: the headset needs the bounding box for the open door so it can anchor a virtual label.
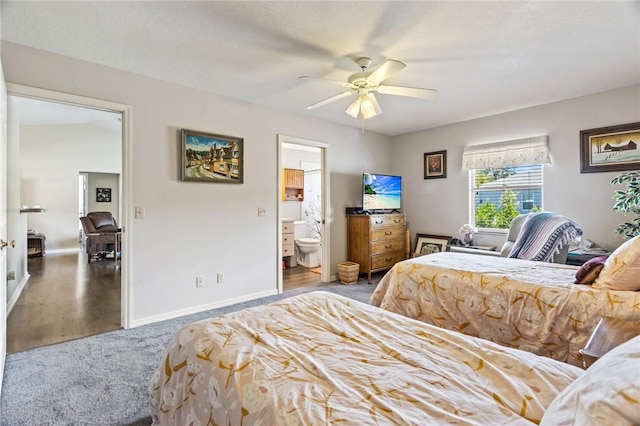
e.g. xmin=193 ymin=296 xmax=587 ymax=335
xmin=0 ymin=59 xmax=9 ymax=394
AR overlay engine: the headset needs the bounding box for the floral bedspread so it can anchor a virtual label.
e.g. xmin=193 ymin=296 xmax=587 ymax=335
xmin=370 ymin=252 xmax=640 ymax=367
xmin=150 ymin=291 xmax=581 ymax=425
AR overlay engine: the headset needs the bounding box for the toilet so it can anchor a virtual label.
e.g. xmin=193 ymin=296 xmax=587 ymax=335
xmin=294 ymin=220 xmax=321 ymax=268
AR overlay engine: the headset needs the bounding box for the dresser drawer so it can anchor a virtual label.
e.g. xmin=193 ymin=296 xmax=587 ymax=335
xmin=283 ymin=243 xmax=295 ymax=256
xmin=282 ymin=234 xmax=294 ymax=245
xmin=282 ymin=222 xmax=294 ymax=233
xmin=370 ymin=226 xmax=405 ymax=241
xmin=370 ymin=214 xmax=405 ymax=228
xmin=371 ymin=251 xmax=406 ymax=270
xmin=371 ymin=239 xmax=405 ymax=255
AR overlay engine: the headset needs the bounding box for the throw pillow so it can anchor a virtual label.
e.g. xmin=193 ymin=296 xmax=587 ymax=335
xmin=574 ymin=256 xmax=608 ymax=284
xmin=593 ymin=235 xmax=640 ymax=291
xmin=540 ymin=335 xmax=640 ymax=426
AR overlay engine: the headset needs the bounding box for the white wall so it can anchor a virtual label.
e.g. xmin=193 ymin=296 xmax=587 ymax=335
xmin=20 ymin=123 xmax=121 ymax=251
xmin=6 ymin=96 xmax=27 ymax=310
xmin=393 ymin=85 xmax=640 ymax=252
xmin=1 ymin=42 xmax=392 ymax=324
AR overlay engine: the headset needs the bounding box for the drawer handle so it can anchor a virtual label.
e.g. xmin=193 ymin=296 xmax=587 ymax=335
xmin=394 ymin=219 xmax=401 ymax=223
xmin=375 ymin=220 xmax=383 ymax=224
xmin=385 ymin=245 xmax=392 ymax=249
xmin=385 ymin=231 xmax=392 ymax=236
xmin=385 ymin=257 xmax=392 ymax=262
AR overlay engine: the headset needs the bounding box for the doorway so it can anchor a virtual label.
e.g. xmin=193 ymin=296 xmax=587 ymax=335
xmin=4 ymin=86 xmax=130 ymax=352
xmin=277 ymin=135 xmax=330 ymax=292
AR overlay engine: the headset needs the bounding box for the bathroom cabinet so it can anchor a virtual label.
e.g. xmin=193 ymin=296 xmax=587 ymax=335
xmin=282 ymin=168 xmax=304 ymax=201
xmin=282 ymin=219 xmax=296 ymax=267
xmin=347 ymin=213 xmax=406 ymax=284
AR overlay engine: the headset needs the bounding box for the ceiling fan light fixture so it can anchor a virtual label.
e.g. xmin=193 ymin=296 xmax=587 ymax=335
xmin=345 ymin=99 xmax=361 ymax=118
xmin=359 ymin=94 xmax=373 ymax=111
xmin=361 ymin=106 xmax=378 ymax=119
xmin=362 ymin=92 xmax=382 ymax=119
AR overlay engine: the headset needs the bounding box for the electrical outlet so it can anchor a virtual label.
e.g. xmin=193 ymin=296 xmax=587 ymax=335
xmin=6 ymin=271 xmax=15 ymax=281
xmin=196 ymin=276 xmax=204 ymax=288
xmin=257 ymin=207 xmax=266 ymax=216
xmin=217 ymin=273 xmax=224 ymax=283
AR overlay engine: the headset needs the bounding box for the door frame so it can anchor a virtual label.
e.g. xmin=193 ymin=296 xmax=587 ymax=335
xmin=277 ymin=134 xmax=330 ymax=291
xmin=6 ymin=83 xmax=133 ymax=328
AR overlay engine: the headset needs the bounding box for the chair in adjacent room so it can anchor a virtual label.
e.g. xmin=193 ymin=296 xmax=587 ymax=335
xmin=79 ymin=211 xmax=121 ymax=263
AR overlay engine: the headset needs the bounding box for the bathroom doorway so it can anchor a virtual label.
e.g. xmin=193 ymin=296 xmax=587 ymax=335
xmin=277 ymin=135 xmax=329 ymax=292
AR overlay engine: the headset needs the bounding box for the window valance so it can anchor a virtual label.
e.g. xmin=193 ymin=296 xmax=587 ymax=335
xmin=461 ymin=136 xmax=550 ymax=170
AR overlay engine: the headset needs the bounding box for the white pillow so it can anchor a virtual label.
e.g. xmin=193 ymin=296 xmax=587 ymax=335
xmin=593 ymin=235 xmax=640 ymax=291
xmin=540 ymin=335 xmax=640 ymax=425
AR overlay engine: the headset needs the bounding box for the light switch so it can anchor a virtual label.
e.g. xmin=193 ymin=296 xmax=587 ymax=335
xmin=135 ymin=206 xmax=145 ymax=219
xmin=258 ymin=207 xmax=266 ymax=216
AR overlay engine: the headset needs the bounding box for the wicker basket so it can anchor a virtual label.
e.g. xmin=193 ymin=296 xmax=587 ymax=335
xmin=337 ymin=261 xmax=360 ymax=285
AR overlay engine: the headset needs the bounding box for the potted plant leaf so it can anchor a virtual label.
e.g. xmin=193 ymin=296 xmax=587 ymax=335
xmin=611 ymin=171 xmax=640 ymax=239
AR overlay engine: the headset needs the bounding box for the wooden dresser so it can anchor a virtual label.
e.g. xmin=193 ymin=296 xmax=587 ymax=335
xmin=347 ymin=213 xmax=406 ymax=283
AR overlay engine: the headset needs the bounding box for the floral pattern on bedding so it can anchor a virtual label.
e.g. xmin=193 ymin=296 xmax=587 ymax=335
xmin=370 ymin=252 xmax=640 ymax=367
xmin=150 ymin=291 xmax=581 ymax=425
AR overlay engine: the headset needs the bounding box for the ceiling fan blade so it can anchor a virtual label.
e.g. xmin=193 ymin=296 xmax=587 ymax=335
xmin=307 ymin=91 xmax=355 ymax=110
xmin=366 ymin=59 xmax=406 ymax=84
xmin=298 ymin=76 xmax=351 ymax=88
xmin=377 ymin=85 xmax=438 ymax=99
xmin=361 ymin=93 xmax=382 ymax=119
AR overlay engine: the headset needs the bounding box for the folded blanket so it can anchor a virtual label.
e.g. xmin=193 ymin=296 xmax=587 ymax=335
xmin=508 ymin=212 xmax=582 ymax=262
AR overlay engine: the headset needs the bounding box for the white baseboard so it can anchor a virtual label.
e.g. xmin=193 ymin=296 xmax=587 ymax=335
xmin=6 ymin=273 xmax=29 ymax=317
xmin=47 ymin=248 xmax=81 ymax=254
xmin=129 ymin=288 xmax=279 ymax=328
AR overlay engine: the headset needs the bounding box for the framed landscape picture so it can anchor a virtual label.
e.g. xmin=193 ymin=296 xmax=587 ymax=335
xmin=424 ymin=150 xmax=447 ymax=179
xmin=181 ymin=129 xmax=244 ymax=183
xmin=413 ymin=234 xmax=452 ymax=257
xmin=580 ymin=122 xmax=640 ymax=173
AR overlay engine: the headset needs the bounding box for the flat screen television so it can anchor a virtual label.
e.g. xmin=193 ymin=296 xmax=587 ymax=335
xmin=362 ymin=173 xmax=402 ymax=212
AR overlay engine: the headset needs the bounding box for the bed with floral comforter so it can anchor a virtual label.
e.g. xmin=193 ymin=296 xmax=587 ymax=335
xmin=370 ymin=252 xmax=640 ymax=367
xmin=149 ymin=291 xmax=583 ymax=425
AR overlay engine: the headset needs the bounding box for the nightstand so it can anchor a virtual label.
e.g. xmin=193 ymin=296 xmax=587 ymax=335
xmin=579 ymin=317 xmax=640 ymax=368
xmin=566 ymin=250 xmax=611 ymax=266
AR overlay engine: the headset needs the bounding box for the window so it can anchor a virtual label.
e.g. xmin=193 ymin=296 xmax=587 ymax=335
xmin=468 ymin=164 xmax=544 ymax=231
xmin=462 ymin=135 xmax=550 ymax=232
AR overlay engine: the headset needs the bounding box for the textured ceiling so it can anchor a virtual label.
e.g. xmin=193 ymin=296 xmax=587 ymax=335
xmin=2 ymin=1 xmax=639 ymax=136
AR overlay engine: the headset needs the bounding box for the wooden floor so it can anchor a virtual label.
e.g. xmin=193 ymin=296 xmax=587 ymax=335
xmin=6 ymin=252 xmax=121 ymax=354
xmin=283 ymin=264 xmax=322 ymax=290
xmin=6 ymin=254 xmax=318 ymax=353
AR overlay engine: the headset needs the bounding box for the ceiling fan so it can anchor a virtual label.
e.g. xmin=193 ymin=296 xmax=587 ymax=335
xmin=300 ymin=57 xmax=438 ymax=119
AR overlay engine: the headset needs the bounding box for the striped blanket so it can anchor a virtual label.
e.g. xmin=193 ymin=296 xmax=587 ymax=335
xmin=508 ymin=212 xmax=582 ymax=262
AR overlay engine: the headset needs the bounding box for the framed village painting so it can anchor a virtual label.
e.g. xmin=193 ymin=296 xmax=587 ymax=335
xmin=181 ymin=129 xmax=244 ymax=183
xmin=580 ymin=122 xmax=640 ymax=173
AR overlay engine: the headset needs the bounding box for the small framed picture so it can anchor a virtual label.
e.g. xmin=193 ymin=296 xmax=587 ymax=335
xmin=413 ymin=234 xmax=452 ymax=257
xmin=96 ymin=188 xmax=111 ymax=203
xmin=580 ymin=122 xmax=640 ymax=173
xmin=424 ymin=150 xmax=447 ymax=179
xmin=181 ymin=129 xmax=244 ymax=183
